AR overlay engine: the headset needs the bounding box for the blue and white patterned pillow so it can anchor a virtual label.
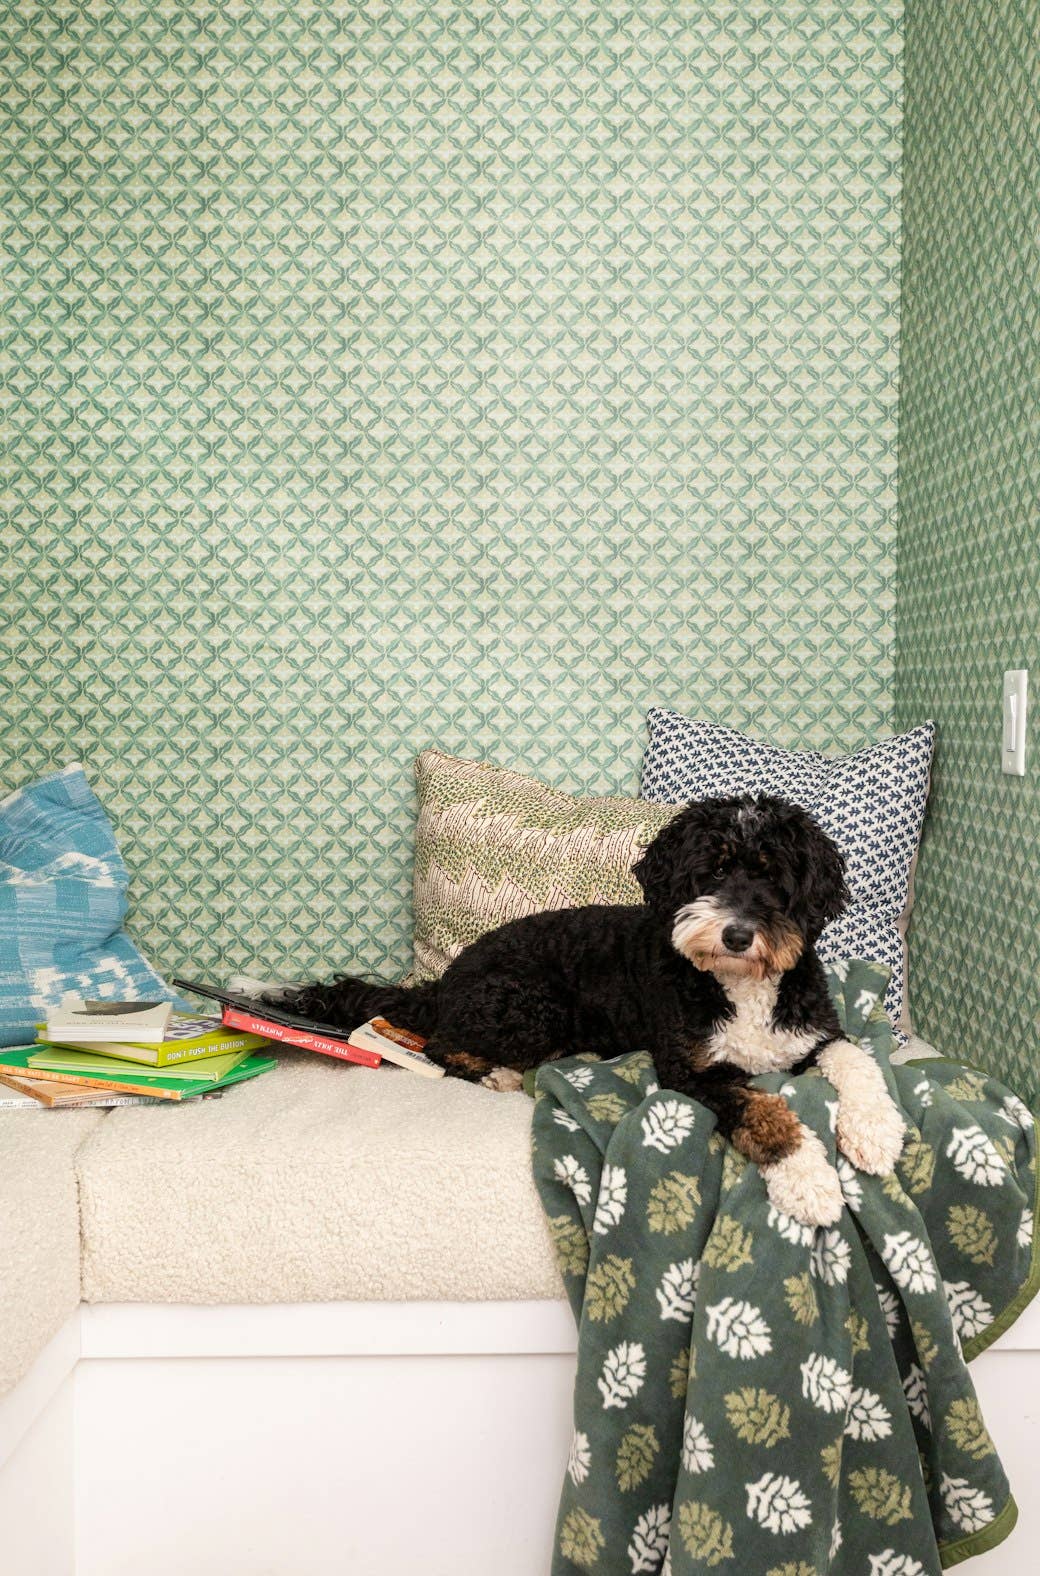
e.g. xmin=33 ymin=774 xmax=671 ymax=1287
xmin=0 ymin=762 xmax=176 ymax=1045
xmin=639 ymin=710 xmax=935 ymax=1035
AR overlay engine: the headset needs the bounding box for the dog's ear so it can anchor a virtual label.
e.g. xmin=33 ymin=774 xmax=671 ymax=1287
xmin=632 ymin=804 xmax=707 ymax=910
xmin=800 ymin=819 xmax=850 ymax=939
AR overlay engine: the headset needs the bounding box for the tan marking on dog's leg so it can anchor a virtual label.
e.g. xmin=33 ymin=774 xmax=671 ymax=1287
xmin=731 ymin=1089 xmax=802 ymax=1166
xmin=760 ymin=1123 xmax=844 ymax=1228
xmin=818 ymin=1038 xmax=905 ymax=1175
xmin=441 ymin=1050 xmax=494 ymax=1081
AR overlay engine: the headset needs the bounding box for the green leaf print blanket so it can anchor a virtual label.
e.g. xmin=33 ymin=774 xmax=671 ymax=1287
xmin=531 ymin=960 xmax=1039 ymax=1576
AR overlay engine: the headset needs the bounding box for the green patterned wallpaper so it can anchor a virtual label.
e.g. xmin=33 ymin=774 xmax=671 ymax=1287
xmin=0 ymin=2 xmax=901 ymax=983
xmin=895 ymin=3 xmax=1040 ymax=1098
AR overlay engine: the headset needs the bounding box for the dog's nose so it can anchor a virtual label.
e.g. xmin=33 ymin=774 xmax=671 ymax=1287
xmin=721 ymin=923 xmax=754 ymax=953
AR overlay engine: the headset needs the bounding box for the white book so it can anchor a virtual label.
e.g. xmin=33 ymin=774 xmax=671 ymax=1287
xmin=43 ymin=997 xmax=173 ymax=1045
xmin=348 ymin=1019 xmax=444 ymax=1079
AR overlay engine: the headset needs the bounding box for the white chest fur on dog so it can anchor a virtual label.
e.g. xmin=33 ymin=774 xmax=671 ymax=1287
xmin=705 ymin=975 xmax=819 ymax=1074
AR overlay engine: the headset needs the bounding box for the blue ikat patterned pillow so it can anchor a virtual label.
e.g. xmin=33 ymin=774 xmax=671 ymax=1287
xmin=0 ymin=763 xmax=176 ymax=1046
xmin=639 ymin=710 xmax=935 ymax=1035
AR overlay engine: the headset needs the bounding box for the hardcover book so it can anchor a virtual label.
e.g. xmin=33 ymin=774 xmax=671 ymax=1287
xmin=0 ymin=1072 xmax=169 ymax=1110
xmin=28 ymin=1045 xmax=251 ymax=1084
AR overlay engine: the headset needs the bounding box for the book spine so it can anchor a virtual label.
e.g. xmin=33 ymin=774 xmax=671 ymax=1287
xmin=0 ymin=1064 xmax=182 ymax=1100
xmin=220 ymin=1008 xmax=382 ymax=1067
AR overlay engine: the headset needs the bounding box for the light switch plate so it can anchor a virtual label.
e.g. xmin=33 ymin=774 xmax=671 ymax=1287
xmin=1002 ymin=669 xmax=1028 ymax=776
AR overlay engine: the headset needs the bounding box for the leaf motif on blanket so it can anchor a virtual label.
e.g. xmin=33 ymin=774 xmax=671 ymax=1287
xmin=724 ymin=1387 xmax=790 ymax=1446
xmin=553 ymin=1154 xmax=592 ymax=1206
xmin=559 ymin=1507 xmax=606 ymax=1568
xmin=998 ymin=1093 xmax=1034 ymax=1132
xmin=681 ymin=1413 xmax=715 ymax=1472
xmin=593 ymin=1164 xmax=628 ymax=1235
xmin=1018 ymin=1206 xmax=1033 ymax=1248
xmin=745 ymin=1472 xmax=813 ymax=1534
xmin=940 ymin=1474 xmax=995 ymax=1533
xmin=944 ymin=1398 xmax=994 ymax=1460
xmin=945 ymin=1126 xmax=1006 ymax=1187
xmin=588 ymin=1091 xmax=628 ymax=1124
xmin=766 ymin=1205 xmax=815 ymax=1247
xmin=800 ymin=1352 xmax=852 ymax=1414
xmin=627 ymin=1504 xmax=670 ymax=1574
xmin=868 ymin=1554 xmax=927 ymax=1576
xmin=646 ymin=1171 xmax=702 ymax=1234
xmin=669 ymin=1346 xmax=690 ymax=1399
xmin=810 ymin=1228 xmax=851 ymax=1285
xmin=676 ymin=1501 xmax=733 ymax=1566
xmin=705 ymin=1297 xmax=772 ymax=1359
xmin=835 ymin=1155 xmax=864 ymax=1210
xmin=849 ymin=1467 xmax=913 ymax=1524
xmin=881 ymin=1231 xmax=937 ymax=1294
xmin=656 ymin=1258 xmax=699 ymax=1323
xmin=703 ymin=1215 xmax=753 ymax=1272
xmin=846 ymin=1311 xmax=870 ymax=1356
xmin=910 ymin=1317 xmax=939 ymax=1369
xmin=845 ymin=1387 xmax=892 ymax=1442
xmin=943 ymin=1280 xmax=994 ymax=1341
xmin=783 ymin=1272 xmax=819 ymax=1326
xmin=616 ymin=1423 xmax=659 ymax=1491
xmin=567 ymin=1431 xmax=591 ymax=1485
xmin=641 ymin=1098 xmax=697 ymax=1153
xmin=943 ymin=1072 xmax=988 ymax=1103
xmin=562 ymin=1066 xmax=595 ymax=1091
xmin=901 ymin=1365 xmax=931 ymax=1431
xmin=598 ymin=1341 xmax=647 ymax=1409
xmin=913 ymin=1077 xmax=934 ymax=1108
xmin=946 ymin=1203 xmax=997 ymax=1265
xmin=897 ymin=1133 xmax=936 ymax=1195
xmin=820 ymin=1440 xmax=842 ymax=1487
xmin=547 ymin=1215 xmax=588 ymax=1278
xmin=587 ymin=1255 xmax=636 ymax=1322
xmin=765 ymin=1563 xmax=816 ymax=1576
xmin=552 ymin=1108 xmax=580 ymax=1132
xmin=874 ymin=1283 xmax=902 ymax=1337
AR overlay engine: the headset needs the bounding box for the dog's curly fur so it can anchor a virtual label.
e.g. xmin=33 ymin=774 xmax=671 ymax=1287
xmin=274 ymin=792 xmax=905 ymax=1225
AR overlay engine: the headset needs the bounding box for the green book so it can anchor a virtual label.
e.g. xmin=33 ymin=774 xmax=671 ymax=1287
xmin=28 ymin=1045 xmax=252 ymax=1084
xmin=0 ymin=1048 xmax=277 ymax=1103
xmin=34 ymin=1011 xmax=272 ymax=1067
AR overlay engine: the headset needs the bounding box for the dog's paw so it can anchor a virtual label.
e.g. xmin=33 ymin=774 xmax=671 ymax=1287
xmin=762 ymin=1126 xmax=844 ymax=1228
xmin=481 ymin=1066 xmax=525 ymax=1093
xmin=837 ymin=1096 xmax=905 ymax=1176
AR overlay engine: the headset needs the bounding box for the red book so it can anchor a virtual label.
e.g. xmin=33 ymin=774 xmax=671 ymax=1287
xmin=220 ymin=1007 xmax=381 ymax=1067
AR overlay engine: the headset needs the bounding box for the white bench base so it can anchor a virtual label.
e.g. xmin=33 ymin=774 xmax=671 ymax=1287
xmin=2 ymin=1299 xmax=1038 ymax=1574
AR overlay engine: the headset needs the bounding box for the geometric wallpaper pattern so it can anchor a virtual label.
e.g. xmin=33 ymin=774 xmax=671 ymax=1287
xmin=0 ymin=3 xmax=901 ymax=986
xmin=895 ymin=3 xmax=1040 ymax=1101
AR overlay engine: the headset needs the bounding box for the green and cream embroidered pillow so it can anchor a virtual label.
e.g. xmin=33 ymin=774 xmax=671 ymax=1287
xmin=412 ymin=751 xmax=677 ymax=982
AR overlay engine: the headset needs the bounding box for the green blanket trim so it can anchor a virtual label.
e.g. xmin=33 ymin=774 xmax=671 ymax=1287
xmin=940 ymin=1492 xmax=1018 ymax=1568
xmin=905 ymin=1056 xmax=1040 ymax=1363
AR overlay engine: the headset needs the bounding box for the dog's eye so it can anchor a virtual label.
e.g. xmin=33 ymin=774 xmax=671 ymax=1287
xmin=713 ymin=863 xmax=727 ymax=881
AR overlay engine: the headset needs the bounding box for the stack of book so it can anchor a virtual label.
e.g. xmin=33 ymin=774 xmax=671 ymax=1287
xmin=172 ymin=977 xmax=444 ymax=1079
xmin=0 ymin=999 xmax=278 ymax=1110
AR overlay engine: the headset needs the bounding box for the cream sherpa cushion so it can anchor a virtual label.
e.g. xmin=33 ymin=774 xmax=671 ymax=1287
xmin=0 ymin=1108 xmax=104 ymax=1397
xmin=77 ymin=1056 xmax=563 ymax=1305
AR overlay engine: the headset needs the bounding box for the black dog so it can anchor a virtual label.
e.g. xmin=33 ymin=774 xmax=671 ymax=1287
xmin=275 ymin=793 xmax=903 ymax=1224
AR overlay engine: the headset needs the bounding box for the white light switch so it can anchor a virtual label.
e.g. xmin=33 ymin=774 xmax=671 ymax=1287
xmin=1002 ymin=669 xmax=1028 ymax=775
